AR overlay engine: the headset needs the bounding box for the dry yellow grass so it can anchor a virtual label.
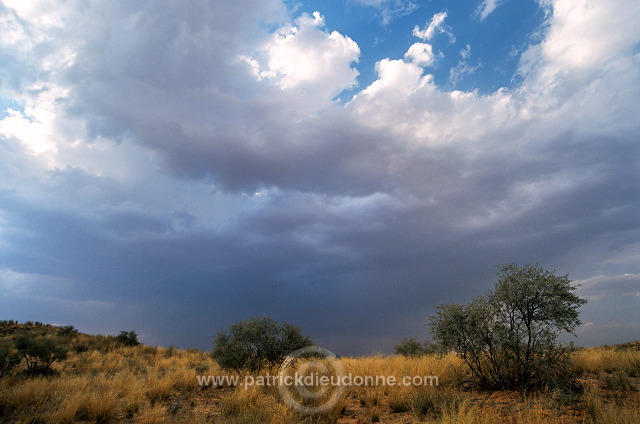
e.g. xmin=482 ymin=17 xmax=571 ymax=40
xmin=571 ymin=346 xmax=640 ymax=375
xmin=0 ymin=338 xmax=224 ymax=423
xmin=1 ymin=325 xmax=639 ymax=424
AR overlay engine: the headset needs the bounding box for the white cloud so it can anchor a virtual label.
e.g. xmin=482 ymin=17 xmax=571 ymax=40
xmin=581 ymin=321 xmax=640 ymax=330
xmin=404 ymin=43 xmax=435 ymax=67
xmin=249 ymin=12 xmax=360 ymax=102
xmin=1 ymin=0 xmax=66 ymax=33
xmin=0 ymin=109 xmax=54 ymax=155
xmin=475 ymin=0 xmax=506 ymax=21
xmin=0 ymin=84 xmax=73 ymax=157
xmin=355 ymin=58 xmax=427 ymax=97
xmin=2 ymin=0 xmax=638 ymax=205
xmin=413 ymin=12 xmax=451 ymax=41
xmin=516 ymin=0 xmax=640 ymax=136
xmin=449 ymin=45 xmax=481 ymax=86
xmin=539 ymin=0 xmax=640 ymax=70
xmin=0 ymin=0 xmax=639 ymax=350
xmin=575 ymin=274 xmax=640 ymax=299
xmin=460 ymin=44 xmax=472 ymax=60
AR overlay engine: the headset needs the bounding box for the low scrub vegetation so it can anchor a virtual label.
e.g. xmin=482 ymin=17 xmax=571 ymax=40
xmin=1 ymin=308 xmax=639 ymax=423
xmin=211 ymin=316 xmax=313 ymax=373
xmin=13 ymin=334 xmax=68 ymax=375
xmin=430 ymin=263 xmax=587 ymax=392
xmin=394 ymin=338 xmax=444 ymax=357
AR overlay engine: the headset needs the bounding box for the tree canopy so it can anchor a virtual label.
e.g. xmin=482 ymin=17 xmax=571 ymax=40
xmin=429 ymin=263 xmax=587 ymax=391
xmin=212 ymin=316 xmax=313 ymax=373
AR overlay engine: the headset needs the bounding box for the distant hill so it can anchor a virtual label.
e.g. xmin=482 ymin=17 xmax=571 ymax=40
xmin=0 ymin=320 xmax=137 ymax=353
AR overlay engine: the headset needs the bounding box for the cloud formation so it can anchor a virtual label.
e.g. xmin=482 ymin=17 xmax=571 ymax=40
xmin=1 ymin=0 xmax=639 ymax=353
xmin=404 ymin=43 xmax=435 ymax=67
xmin=475 ymin=0 xmax=507 ymax=21
xmin=248 ymin=12 xmax=360 ymax=101
xmin=412 ymin=12 xmax=451 ymax=41
xmin=575 ymin=274 xmax=640 ymax=300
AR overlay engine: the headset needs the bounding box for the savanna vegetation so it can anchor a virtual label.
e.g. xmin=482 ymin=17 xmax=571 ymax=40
xmin=211 ymin=316 xmax=313 ymax=374
xmin=429 ymin=263 xmax=587 ymax=392
xmin=0 ymin=265 xmax=638 ymax=423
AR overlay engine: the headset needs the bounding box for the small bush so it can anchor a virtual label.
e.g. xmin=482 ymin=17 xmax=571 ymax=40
xmin=359 ymin=389 xmax=381 ymax=407
xmin=74 ymin=344 xmax=89 ymax=354
xmin=219 ymin=386 xmax=272 ymax=422
xmin=395 ymin=337 xmax=426 ymax=357
xmin=409 ymin=389 xmax=463 ymax=421
xmin=194 ymin=363 xmax=209 ymax=374
xmin=13 ymin=334 xmax=68 ymax=375
xmin=146 ymin=377 xmax=173 ymax=404
xmin=85 ymin=391 xmax=119 ymax=424
xmin=211 ymin=316 xmax=313 ymax=373
xmin=395 ymin=338 xmax=445 ymax=357
xmin=410 ymin=391 xmax=441 ymax=420
xmin=602 ymin=371 xmax=638 ymax=392
xmin=626 ymin=359 xmax=640 ymax=377
xmin=0 ymin=342 xmax=21 ymax=377
xmin=116 ymin=331 xmax=140 ymax=347
xmin=389 ymin=396 xmax=411 ymax=413
xmin=58 ymin=325 xmax=78 ymax=336
xmin=163 ymin=345 xmax=178 ymax=358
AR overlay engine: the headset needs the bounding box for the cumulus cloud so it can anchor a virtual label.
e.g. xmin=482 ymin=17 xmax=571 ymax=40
xmin=404 ymin=43 xmax=435 ymax=67
xmin=247 ymin=12 xmax=360 ymax=101
xmin=0 ymin=0 xmax=639 ymax=352
xmin=538 ymin=0 xmax=640 ymax=70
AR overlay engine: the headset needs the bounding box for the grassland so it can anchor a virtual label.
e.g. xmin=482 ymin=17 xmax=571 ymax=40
xmin=0 ymin=322 xmax=638 ymax=423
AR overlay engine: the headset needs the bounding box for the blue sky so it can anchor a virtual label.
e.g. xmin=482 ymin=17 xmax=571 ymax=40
xmin=302 ymin=0 xmax=547 ymax=95
xmin=1 ymin=0 xmax=639 ymax=355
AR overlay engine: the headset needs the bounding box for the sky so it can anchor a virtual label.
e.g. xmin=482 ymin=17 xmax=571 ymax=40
xmin=0 ymin=0 xmax=639 ymax=356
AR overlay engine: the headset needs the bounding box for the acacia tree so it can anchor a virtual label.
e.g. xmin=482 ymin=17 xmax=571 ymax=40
xmin=429 ymin=263 xmax=587 ymax=391
xmin=394 ymin=338 xmax=444 ymax=357
xmin=212 ymin=316 xmax=313 ymax=373
xmin=395 ymin=337 xmax=425 ymax=357
xmin=116 ymin=330 xmax=140 ymax=346
xmin=14 ymin=335 xmax=68 ymax=375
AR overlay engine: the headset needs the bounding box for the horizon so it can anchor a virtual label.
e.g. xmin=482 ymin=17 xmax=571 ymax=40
xmin=2 ymin=320 xmax=639 ymax=358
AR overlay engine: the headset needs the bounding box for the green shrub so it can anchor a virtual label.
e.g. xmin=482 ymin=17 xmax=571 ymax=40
xmin=602 ymin=371 xmax=638 ymax=392
xmin=212 ymin=316 xmax=313 ymax=373
xmin=0 ymin=342 xmax=21 ymax=377
xmin=13 ymin=334 xmax=68 ymax=375
xmin=394 ymin=337 xmax=425 ymax=357
xmin=625 ymin=359 xmax=640 ymax=377
xmin=57 ymin=325 xmax=78 ymax=336
xmin=74 ymin=343 xmax=89 ymax=354
xmin=194 ymin=363 xmax=210 ymax=374
xmin=395 ymin=338 xmax=445 ymax=357
xmin=429 ymin=262 xmax=587 ymax=392
xmin=410 ymin=391 xmax=441 ymax=420
xmin=116 ymin=330 xmax=140 ymax=346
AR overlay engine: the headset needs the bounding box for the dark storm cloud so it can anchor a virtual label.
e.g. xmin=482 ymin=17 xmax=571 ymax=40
xmin=1 ymin=0 xmax=639 ymax=353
